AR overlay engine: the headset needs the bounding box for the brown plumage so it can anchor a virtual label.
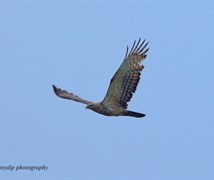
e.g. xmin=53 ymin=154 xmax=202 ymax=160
xmin=53 ymin=38 xmax=149 ymax=118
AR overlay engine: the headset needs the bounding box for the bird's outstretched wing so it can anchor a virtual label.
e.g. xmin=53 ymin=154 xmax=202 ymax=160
xmin=102 ymin=38 xmax=149 ymax=109
xmin=52 ymin=85 xmax=93 ymax=105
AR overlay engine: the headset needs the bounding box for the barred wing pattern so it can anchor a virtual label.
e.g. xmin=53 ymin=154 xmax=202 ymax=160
xmin=102 ymin=38 xmax=149 ymax=109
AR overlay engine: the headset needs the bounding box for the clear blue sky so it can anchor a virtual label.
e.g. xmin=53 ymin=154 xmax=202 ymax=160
xmin=0 ymin=1 xmax=214 ymax=179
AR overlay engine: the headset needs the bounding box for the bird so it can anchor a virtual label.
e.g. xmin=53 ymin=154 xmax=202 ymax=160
xmin=52 ymin=38 xmax=149 ymax=118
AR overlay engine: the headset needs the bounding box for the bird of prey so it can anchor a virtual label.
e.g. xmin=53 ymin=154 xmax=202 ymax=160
xmin=52 ymin=38 xmax=149 ymax=118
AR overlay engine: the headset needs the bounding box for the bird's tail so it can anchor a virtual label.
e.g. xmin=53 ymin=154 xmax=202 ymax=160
xmin=125 ymin=110 xmax=145 ymax=118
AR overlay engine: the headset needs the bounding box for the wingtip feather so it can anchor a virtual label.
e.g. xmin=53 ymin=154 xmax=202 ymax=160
xmin=52 ymin=84 xmax=56 ymax=91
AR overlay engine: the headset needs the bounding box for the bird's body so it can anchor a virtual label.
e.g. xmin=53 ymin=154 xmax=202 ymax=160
xmin=86 ymin=102 xmax=124 ymax=116
xmin=53 ymin=38 xmax=149 ymax=118
xmin=85 ymin=102 xmax=145 ymax=118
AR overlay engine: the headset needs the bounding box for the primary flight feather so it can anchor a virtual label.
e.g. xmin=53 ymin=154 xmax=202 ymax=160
xmin=53 ymin=38 xmax=149 ymax=118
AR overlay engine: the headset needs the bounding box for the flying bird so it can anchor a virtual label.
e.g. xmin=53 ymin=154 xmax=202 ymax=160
xmin=53 ymin=38 xmax=149 ymax=118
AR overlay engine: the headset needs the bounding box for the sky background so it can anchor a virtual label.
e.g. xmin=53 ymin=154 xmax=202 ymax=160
xmin=0 ymin=1 xmax=214 ymax=179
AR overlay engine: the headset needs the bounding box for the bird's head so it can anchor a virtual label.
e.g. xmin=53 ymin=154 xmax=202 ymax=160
xmin=86 ymin=103 xmax=97 ymax=111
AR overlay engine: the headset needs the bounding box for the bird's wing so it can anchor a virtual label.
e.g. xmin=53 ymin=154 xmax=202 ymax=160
xmin=52 ymin=85 xmax=93 ymax=105
xmin=102 ymin=38 xmax=149 ymax=109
